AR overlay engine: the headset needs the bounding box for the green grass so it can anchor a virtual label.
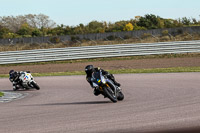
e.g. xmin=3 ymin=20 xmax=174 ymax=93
xmin=0 ymin=92 xmax=4 ymax=97
xmin=0 ymin=67 xmax=199 ymax=78
xmin=0 ymin=74 xmax=9 ymax=78
xmin=32 ymin=71 xmax=85 ymax=77
xmin=109 ymin=67 xmax=200 ymax=74
xmin=24 ymin=67 xmax=200 ymax=76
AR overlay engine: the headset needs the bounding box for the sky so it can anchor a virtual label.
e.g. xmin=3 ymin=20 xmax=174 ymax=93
xmin=0 ymin=0 xmax=200 ymax=26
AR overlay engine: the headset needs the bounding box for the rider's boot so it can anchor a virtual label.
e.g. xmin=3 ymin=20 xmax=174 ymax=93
xmin=93 ymin=87 xmax=101 ymax=96
xmin=13 ymin=86 xmax=19 ymax=91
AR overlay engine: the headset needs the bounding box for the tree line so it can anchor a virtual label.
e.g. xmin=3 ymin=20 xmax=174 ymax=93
xmin=0 ymin=13 xmax=200 ymax=39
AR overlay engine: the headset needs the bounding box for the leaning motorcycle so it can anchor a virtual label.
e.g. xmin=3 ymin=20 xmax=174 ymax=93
xmin=16 ymin=72 xmax=40 ymax=91
xmin=92 ymin=70 xmax=124 ymax=103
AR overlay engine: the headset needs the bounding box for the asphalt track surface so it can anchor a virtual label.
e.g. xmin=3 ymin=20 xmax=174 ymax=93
xmin=0 ymin=73 xmax=200 ymax=133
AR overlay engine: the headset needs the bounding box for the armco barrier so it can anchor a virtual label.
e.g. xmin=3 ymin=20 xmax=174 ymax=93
xmin=0 ymin=40 xmax=200 ymax=65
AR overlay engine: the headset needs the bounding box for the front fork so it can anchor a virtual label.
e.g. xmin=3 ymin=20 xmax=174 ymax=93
xmin=105 ymin=82 xmax=117 ymax=97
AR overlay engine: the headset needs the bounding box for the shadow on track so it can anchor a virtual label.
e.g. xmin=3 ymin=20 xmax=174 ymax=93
xmin=1 ymin=89 xmax=36 ymax=92
xmin=45 ymin=101 xmax=111 ymax=105
xmin=25 ymin=101 xmax=111 ymax=106
xmin=100 ymin=127 xmax=200 ymax=133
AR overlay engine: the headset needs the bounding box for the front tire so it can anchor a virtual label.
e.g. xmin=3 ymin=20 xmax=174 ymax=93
xmin=117 ymin=92 xmax=124 ymax=101
xmin=103 ymin=87 xmax=117 ymax=103
xmin=31 ymin=81 xmax=40 ymax=90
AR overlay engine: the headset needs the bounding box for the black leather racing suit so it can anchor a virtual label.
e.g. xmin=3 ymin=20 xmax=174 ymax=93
xmin=86 ymin=68 xmax=120 ymax=96
xmin=9 ymin=71 xmax=22 ymax=91
xmin=9 ymin=71 xmax=30 ymax=91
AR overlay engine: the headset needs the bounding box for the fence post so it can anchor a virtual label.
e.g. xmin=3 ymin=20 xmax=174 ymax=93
xmin=90 ymin=39 xmax=97 ymax=45
xmin=151 ymin=34 xmax=160 ymax=42
xmin=168 ymin=33 xmax=176 ymax=41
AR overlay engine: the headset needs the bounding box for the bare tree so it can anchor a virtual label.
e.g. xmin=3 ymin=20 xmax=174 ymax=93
xmin=0 ymin=15 xmax=26 ymax=32
xmin=35 ymin=14 xmax=56 ymax=29
xmin=0 ymin=14 xmax=56 ymax=32
xmin=25 ymin=14 xmax=37 ymax=28
xmin=25 ymin=14 xmax=56 ymax=29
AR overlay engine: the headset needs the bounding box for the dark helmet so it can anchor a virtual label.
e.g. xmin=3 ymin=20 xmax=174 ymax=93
xmin=9 ymin=70 xmax=15 ymax=75
xmin=9 ymin=70 xmax=18 ymax=82
xmin=85 ymin=65 xmax=94 ymax=74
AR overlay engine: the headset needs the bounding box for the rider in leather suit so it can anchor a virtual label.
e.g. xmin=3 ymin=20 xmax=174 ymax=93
xmin=85 ymin=65 xmax=121 ymax=96
xmin=9 ymin=70 xmax=30 ymax=91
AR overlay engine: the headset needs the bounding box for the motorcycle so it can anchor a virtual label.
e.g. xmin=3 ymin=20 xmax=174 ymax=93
xmin=16 ymin=72 xmax=40 ymax=91
xmin=91 ymin=70 xmax=124 ymax=103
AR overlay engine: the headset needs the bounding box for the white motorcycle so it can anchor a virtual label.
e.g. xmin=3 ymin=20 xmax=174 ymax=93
xmin=17 ymin=72 xmax=40 ymax=90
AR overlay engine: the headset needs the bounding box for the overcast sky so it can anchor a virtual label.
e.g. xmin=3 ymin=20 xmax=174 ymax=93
xmin=0 ymin=0 xmax=200 ymax=26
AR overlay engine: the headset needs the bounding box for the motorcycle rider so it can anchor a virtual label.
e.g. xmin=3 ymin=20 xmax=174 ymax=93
xmin=85 ymin=65 xmax=121 ymax=96
xmin=9 ymin=70 xmax=30 ymax=91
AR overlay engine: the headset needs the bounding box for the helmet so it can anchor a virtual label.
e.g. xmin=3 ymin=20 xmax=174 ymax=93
xmin=85 ymin=65 xmax=94 ymax=74
xmin=9 ymin=70 xmax=14 ymax=75
xmin=9 ymin=70 xmax=18 ymax=82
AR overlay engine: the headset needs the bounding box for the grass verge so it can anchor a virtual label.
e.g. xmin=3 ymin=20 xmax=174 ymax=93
xmin=109 ymin=67 xmax=200 ymax=74
xmin=0 ymin=67 xmax=199 ymax=78
xmin=0 ymin=92 xmax=4 ymax=97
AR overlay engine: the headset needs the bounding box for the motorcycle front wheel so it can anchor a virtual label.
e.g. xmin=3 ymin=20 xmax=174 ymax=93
xmin=103 ymin=87 xmax=117 ymax=103
xmin=117 ymin=92 xmax=124 ymax=101
xmin=31 ymin=81 xmax=40 ymax=90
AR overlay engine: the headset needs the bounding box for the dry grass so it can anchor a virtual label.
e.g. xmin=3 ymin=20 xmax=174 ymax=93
xmin=0 ymin=32 xmax=200 ymax=52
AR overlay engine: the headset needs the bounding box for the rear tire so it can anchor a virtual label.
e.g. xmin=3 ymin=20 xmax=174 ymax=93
xmin=103 ymin=87 xmax=117 ymax=103
xmin=31 ymin=82 xmax=40 ymax=90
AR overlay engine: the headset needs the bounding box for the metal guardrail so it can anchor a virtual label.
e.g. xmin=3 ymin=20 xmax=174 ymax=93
xmin=0 ymin=40 xmax=200 ymax=65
